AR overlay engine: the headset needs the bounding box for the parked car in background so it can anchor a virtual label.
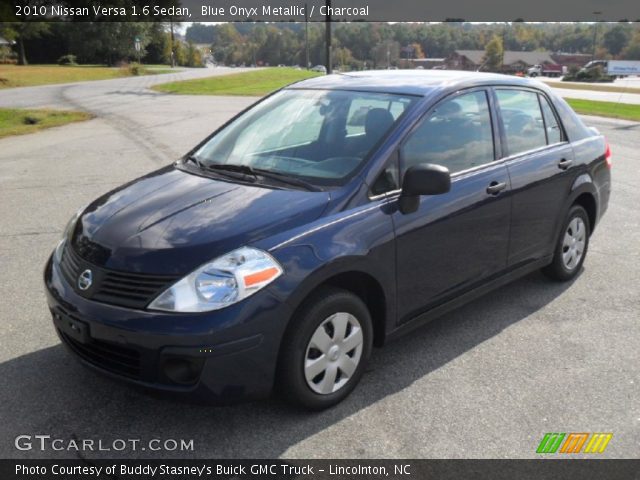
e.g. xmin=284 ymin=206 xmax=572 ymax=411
xmin=45 ymin=71 xmax=611 ymax=409
xmin=311 ymin=64 xmax=327 ymax=73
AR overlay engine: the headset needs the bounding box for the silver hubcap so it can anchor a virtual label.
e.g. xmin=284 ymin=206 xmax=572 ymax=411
xmin=562 ymin=217 xmax=586 ymax=270
xmin=304 ymin=312 xmax=363 ymax=395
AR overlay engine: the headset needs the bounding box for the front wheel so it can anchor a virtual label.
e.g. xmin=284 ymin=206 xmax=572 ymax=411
xmin=277 ymin=287 xmax=373 ymax=410
xmin=542 ymin=205 xmax=590 ymax=281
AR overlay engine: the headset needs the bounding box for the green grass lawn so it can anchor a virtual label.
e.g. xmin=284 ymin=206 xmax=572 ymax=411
xmin=0 ymin=108 xmax=92 ymax=138
xmin=565 ymin=98 xmax=640 ymax=122
xmin=152 ymin=68 xmax=322 ymax=96
xmin=544 ymin=80 xmax=640 ymax=95
xmin=0 ymin=64 xmax=174 ymax=89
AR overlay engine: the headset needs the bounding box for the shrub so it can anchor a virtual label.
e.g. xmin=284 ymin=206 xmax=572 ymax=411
xmin=185 ymin=42 xmax=205 ymax=68
xmin=57 ymin=54 xmax=77 ymax=66
xmin=121 ymin=63 xmax=144 ymax=76
xmin=0 ymin=45 xmax=16 ymax=64
xmin=23 ymin=116 xmax=40 ymax=125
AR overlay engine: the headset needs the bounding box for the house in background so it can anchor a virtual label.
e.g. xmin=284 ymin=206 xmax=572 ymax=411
xmin=446 ymin=50 xmax=556 ymax=73
xmin=550 ymin=52 xmax=592 ymax=68
xmin=398 ymin=58 xmax=446 ymax=69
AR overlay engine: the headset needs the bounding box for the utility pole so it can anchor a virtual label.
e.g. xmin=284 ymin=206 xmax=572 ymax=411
xmin=305 ymin=3 xmax=310 ymax=69
xmin=501 ymin=22 xmax=507 ymax=72
xmin=169 ymin=20 xmax=176 ymax=68
xmin=325 ymin=0 xmax=332 ymax=73
xmin=592 ymin=11 xmax=602 ymax=60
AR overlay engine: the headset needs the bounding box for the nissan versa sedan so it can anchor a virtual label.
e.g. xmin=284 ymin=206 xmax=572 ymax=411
xmin=45 ymin=71 xmax=611 ymax=409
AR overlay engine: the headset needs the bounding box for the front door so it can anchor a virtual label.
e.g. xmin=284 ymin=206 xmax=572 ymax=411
xmin=391 ymin=89 xmax=512 ymax=323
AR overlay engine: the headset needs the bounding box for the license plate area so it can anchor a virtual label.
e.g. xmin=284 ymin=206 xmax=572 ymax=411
xmin=54 ymin=310 xmax=90 ymax=344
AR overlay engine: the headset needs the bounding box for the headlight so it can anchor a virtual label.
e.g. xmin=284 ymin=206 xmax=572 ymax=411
xmin=54 ymin=207 xmax=85 ymax=263
xmin=62 ymin=206 xmax=84 ymax=240
xmin=148 ymin=247 xmax=283 ymax=313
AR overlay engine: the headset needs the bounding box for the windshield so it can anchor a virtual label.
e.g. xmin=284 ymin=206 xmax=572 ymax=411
xmin=191 ymin=89 xmax=417 ymax=187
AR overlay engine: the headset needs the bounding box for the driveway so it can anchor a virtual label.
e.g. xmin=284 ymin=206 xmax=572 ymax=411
xmin=0 ymin=72 xmax=638 ymax=459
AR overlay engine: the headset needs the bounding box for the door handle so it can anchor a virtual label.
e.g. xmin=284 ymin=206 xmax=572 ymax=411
xmin=486 ymin=181 xmax=507 ymax=195
xmin=558 ymin=158 xmax=573 ymax=170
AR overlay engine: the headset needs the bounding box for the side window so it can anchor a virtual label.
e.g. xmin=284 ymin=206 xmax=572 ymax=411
xmin=401 ymin=90 xmax=494 ymax=175
xmin=539 ymin=95 xmax=562 ymax=145
xmin=371 ymin=154 xmax=400 ymax=196
xmin=495 ymin=89 xmax=547 ymax=155
xmin=346 ymin=98 xmax=410 ymax=137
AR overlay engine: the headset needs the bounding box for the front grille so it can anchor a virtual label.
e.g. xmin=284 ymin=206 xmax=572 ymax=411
xmin=59 ymin=244 xmax=179 ymax=309
xmin=91 ymin=270 xmax=178 ymax=309
xmin=59 ymin=243 xmax=83 ymax=287
xmin=59 ymin=329 xmax=142 ymax=379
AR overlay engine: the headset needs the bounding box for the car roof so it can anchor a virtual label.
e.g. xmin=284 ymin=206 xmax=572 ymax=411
xmin=287 ymin=70 xmax=550 ymax=97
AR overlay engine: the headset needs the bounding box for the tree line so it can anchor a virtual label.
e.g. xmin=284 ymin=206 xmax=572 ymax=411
xmin=1 ymin=22 xmax=639 ymax=68
xmin=194 ymin=22 xmax=640 ymax=69
xmin=0 ymin=22 xmax=204 ymax=67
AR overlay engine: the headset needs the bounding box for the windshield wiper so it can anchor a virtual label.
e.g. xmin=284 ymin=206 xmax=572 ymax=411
xmin=205 ymin=163 xmax=320 ymax=191
xmin=206 ymin=163 xmax=258 ymax=178
xmin=198 ymin=162 xmax=258 ymax=182
xmin=252 ymin=168 xmax=322 ymax=191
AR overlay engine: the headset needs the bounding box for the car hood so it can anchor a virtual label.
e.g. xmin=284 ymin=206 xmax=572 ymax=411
xmin=70 ymin=166 xmax=330 ymax=274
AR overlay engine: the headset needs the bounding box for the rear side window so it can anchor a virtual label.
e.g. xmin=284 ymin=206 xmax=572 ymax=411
xmin=495 ymin=89 xmax=547 ymax=155
xmin=401 ymin=90 xmax=495 ymax=175
xmin=539 ymin=95 xmax=562 ymax=144
xmin=552 ymin=95 xmax=592 ymax=142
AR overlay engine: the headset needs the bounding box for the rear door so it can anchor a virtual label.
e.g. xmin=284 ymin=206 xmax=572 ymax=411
xmin=493 ymin=88 xmax=576 ymax=266
xmin=392 ymin=89 xmax=512 ymax=322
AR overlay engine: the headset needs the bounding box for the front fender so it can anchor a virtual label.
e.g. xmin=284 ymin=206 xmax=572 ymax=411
xmin=259 ymin=200 xmax=397 ymax=340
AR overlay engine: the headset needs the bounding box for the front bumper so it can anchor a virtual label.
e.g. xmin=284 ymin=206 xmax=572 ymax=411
xmin=44 ymin=253 xmax=293 ymax=403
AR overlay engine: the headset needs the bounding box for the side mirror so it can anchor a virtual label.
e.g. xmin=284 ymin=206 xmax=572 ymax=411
xmin=399 ymin=164 xmax=451 ymax=214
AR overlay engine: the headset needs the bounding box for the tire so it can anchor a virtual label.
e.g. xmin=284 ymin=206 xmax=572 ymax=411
xmin=277 ymin=287 xmax=373 ymax=410
xmin=542 ymin=205 xmax=590 ymax=281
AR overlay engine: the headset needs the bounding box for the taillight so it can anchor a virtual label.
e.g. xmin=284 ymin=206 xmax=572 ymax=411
xmin=605 ymin=141 xmax=612 ymax=169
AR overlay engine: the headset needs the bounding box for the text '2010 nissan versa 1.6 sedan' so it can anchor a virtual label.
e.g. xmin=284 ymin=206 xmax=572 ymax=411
xmin=45 ymin=71 xmax=611 ymax=409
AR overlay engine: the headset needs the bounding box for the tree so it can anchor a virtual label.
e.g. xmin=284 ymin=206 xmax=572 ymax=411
xmin=185 ymin=42 xmax=204 ymax=67
xmin=371 ymin=40 xmax=399 ymax=68
xmin=185 ymin=23 xmax=216 ymax=44
xmin=622 ymin=31 xmax=640 ymax=59
xmin=1 ymin=22 xmax=49 ymax=65
xmin=483 ymin=35 xmax=503 ymax=72
xmin=603 ymin=25 xmax=632 ymax=56
xmin=144 ymin=23 xmax=171 ymax=65
xmin=333 ymin=46 xmax=354 ymax=70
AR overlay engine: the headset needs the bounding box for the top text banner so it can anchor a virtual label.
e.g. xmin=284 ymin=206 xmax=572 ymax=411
xmin=6 ymin=0 xmax=640 ymax=22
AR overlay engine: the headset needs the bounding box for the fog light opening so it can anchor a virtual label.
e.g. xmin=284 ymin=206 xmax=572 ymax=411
xmin=162 ymin=357 xmax=203 ymax=385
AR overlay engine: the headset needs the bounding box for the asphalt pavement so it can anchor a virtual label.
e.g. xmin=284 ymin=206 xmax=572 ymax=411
xmin=0 ymin=70 xmax=638 ymax=459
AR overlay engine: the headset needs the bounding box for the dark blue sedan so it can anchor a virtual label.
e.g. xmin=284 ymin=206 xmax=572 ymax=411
xmin=44 ymin=71 xmax=611 ymax=409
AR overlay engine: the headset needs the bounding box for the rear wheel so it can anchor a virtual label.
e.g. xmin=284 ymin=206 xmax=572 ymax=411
xmin=278 ymin=287 xmax=373 ymax=410
xmin=542 ymin=205 xmax=590 ymax=281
